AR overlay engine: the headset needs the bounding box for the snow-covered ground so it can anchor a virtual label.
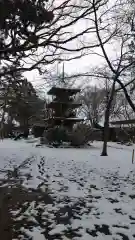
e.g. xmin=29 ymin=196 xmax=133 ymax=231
xmin=0 ymin=139 xmax=135 ymax=240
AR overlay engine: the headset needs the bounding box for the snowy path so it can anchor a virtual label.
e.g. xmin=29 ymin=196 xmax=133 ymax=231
xmin=0 ymin=139 xmax=135 ymax=239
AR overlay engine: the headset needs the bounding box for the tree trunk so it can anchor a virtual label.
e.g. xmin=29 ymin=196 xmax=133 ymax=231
xmin=23 ymin=118 xmax=29 ymax=139
xmin=101 ymin=80 xmax=116 ymax=156
xmin=101 ymin=109 xmax=110 ymax=156
xmin=0 ymin=107 xmax=6 ymax=139
xmin=117 ymin=79 xmax=135 ymax=112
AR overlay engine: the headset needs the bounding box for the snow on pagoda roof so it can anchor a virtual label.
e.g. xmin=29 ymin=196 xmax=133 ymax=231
xmin=44 ymin=117 xmax=84 ymax=122
xmin=47 ymin=101 xmax=81 ymax=108
xmin=47 ymin=87 xmax=81 ymax=96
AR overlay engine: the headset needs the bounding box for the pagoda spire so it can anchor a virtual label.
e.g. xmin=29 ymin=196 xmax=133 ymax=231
xmin=62 ymin=62 xmax=65 ymax=84
xmin=60 ymin=62 xmax=66 ymax=87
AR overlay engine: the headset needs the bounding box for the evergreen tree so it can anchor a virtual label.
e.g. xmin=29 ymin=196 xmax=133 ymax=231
xmin=0 ymin=0 xmax=54 ymax=77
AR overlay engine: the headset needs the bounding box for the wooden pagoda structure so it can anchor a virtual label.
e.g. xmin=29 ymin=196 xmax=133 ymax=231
xmin=45 ymin=86 xmax=83 ymax=130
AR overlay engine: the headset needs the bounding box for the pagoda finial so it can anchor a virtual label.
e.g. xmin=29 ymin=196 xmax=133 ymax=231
xmin=62 ymin=62 xmax=65 ymax=86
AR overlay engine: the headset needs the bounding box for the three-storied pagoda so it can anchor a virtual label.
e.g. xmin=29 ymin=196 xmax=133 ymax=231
xmin=45 ymin=86 xmax=83 ymax=130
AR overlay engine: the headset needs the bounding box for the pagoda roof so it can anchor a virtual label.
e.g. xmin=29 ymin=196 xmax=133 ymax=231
xmin=44 ymin=117 xmax=84 ymax=122
xmin=47 ymin=101 xmax=81 ymax=109
xmin=47 ymin=87 xmax=81 ymax=96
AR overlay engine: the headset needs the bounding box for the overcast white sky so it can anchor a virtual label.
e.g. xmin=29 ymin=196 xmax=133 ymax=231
xmin=24 ymin=42 xmax=117 ymax=91
xmin=23 ymin=0 xmax=130 ymax=90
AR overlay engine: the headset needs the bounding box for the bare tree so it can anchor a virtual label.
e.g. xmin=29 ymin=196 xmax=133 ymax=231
xmin=90 ymin=0 xmax=135 ymax=155
xmin=79 ymin=86 xmax=106 ymax=126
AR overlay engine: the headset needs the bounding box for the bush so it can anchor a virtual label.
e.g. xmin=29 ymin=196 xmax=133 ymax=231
xmin=45 ymin=126 xmax=68 ymax=144
xmin=69 ymin=124 xmax=90 ymax=146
